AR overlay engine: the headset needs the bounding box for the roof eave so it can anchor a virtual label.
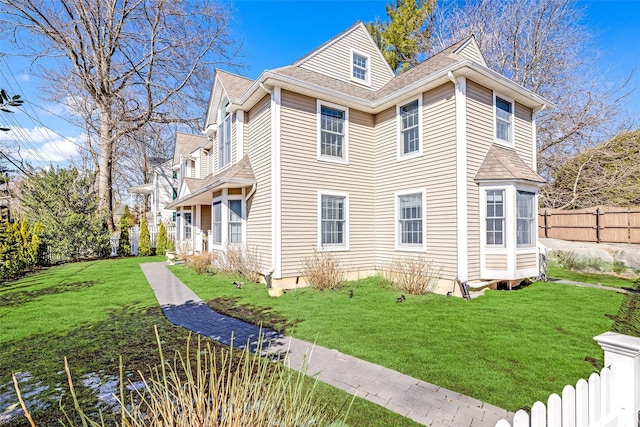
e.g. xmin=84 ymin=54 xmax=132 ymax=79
xmin=165 ymin=177 xmax=257 ymax=209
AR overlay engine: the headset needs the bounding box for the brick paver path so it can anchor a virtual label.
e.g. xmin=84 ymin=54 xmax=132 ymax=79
xmin=140 ymin=262 xmax=513 ymax=427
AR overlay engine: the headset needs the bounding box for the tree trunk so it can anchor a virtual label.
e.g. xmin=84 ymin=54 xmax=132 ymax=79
xmin=98 ymin=105 xmax=115 ymax=232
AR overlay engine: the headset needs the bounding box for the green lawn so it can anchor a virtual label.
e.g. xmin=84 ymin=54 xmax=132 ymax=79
xmin=547 ymin=262 xmax=639 ymax=289
xmin=0 ymin=259 xmax=419 ymax=427
xmin=171 ymin=267 xmax=623 ymax=412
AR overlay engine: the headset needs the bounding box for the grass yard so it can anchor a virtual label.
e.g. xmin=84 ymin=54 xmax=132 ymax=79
xmin=171 ymin=267 xmax=623 ymax=412
xmin=547 ymin=261 xmax=639 ymax=289
xmin=0 ymin=259 xmax=420 ymax=427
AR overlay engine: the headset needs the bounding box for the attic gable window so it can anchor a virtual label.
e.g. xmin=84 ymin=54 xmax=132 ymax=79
xmin=351 ymin=49 xmax=370 ymax=85
xmin=218 ymin=99 xmax=232 ymax=170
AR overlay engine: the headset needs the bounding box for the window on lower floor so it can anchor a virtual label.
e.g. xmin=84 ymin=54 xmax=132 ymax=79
xmin=183 ymin=212 xmax=192 ymax=240
xmin=320 ymin=193 xmax=347 ymax=248
xmin=517 ymin=191 xmax=535 ymax=247
xmin=228 ymin=199 xmax=243 ymax=244
xmin=212 ymin=201 xmax=222 ymax=245
xmin=398 ymin=193 xmax=423 ymax=246
xmin=486 ymin=190 xmax=504 ymax=246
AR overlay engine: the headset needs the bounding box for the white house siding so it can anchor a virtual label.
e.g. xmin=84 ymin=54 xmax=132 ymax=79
xmin=373 ymin=83 xmax=458 ymax=281
xmin=465 ymin=80 xmax=495 ymax=280
xmin=246 ymin=95 xmax=272 ymax=271
xmin=514 ymin=102 xmax=534 ymax=168
xmin=279 ymin=90 xmax=376 ymax=279
xmin=486 ymin=254 xmax=508 ymax=270
xmin=298 ymin=25 xmax=392 ymax=91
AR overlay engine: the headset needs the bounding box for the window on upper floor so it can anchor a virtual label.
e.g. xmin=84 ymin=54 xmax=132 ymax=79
xmin=318 ymin=191 xmax=349 ymax=250
xmin=495 ymin=95 xmax=513 ymax=145
xmin=486 ymin=190 xmax=505 ymax=246
xmin=397 ymin=98 xmax=422 ymax=159
xmin=351 ymin=49 xmax=370 ymax=85
xmin=396 ymin=190 xmax=425 ymax=250
xmin=317 ymin=101 xmax=348 ymax=163
xmin=172 ymin=188 xmax=177 ymax=200
xmin=218 ymin=99 xmax=232 ymax=170
xmin=516 ymin=191 xmax=535 ymax=247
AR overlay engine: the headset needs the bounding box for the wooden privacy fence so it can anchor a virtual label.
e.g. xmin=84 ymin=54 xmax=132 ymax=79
xmin=539 ymin=206 xmax=640 ymax=244
xmin=495 ymin=332 xmax=640 ymax=427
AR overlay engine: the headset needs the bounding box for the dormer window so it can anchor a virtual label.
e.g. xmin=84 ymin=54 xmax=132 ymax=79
xmin=351 ymin=49 xmax=370 ymax=85
xmin=218 ymin=99 xmax=231 ymax=170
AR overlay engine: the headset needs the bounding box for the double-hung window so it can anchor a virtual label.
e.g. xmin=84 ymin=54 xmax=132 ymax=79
xmin=398 ymin=193 xmax=424 ymax=247
xmin=486 ymin=190 xmax=505 ymax=246
xmin=319 ymin=192 xmax=348 ymax=250
xmin=495 ymin=96 xmax=513 ymax=144
xmin=351 ymin=50 xmax=370 ymax=85
xmin=218 ymin=100 xmax=232 ymax=170
xmin=318 ymin=101 xmax=348 ymax=163
xmin=212 ymin=201 xmax=222 ymax=245
xmin=516 ymin=191 xmax=535 ymax=247
xmin=183 ymin=212 xmax=192 ymax=240
xmin=228 ymin=199 xmax=243 ymax=244
xmin=398 ymin=98 xmax=421 ymax=158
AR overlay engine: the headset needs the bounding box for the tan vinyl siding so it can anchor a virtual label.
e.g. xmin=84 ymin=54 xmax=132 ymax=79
xmin=486 ymin=254 xmax=508 ymax=270
xmin=246 ymin=95 xmax=272 ymax=269
xmin=279 ymin=90 xmax=376 ymax=278
xmin=466 ymin=80 xmax=494 ymax=280
xmin=516 ymin=253 xmax=537 ymax=270
xmin=374 ymin=83 xmax=458 ymax=279
xmin=201 ymin=205 xmax=211 ymax=233
xmin=514 ymin=102 xmax=534 ymax=167
xmin=200 ymin=150 xmax=209 ymax=178
xmin=457 ymin=42 xmax=484 ymax=64
xmin=299 ymin=25 xmax=392 ymax=91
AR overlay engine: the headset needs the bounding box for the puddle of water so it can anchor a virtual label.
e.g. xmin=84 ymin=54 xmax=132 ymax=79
xmin=0 ymin=371 xmax=145 ymax=424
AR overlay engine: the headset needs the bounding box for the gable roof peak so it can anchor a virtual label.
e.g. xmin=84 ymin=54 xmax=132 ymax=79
xmin=291 ymin=21 xmax=365 ymax=67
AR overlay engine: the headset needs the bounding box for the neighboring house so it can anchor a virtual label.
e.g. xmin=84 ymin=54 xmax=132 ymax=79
xmin=127 ymin=159 xmax=177 ymax=227
xmin=166 ymin=22 xmax=553 ymax=295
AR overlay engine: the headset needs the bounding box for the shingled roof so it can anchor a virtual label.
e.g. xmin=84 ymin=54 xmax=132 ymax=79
xmin=216 ymin=70 xmax=254 ymax=100
xmin=173 ymin=132 xmax=207 ymax=165
xmin=475 ymin=144 xmax=545 ymax=184
xmin=166 ymin=155 xmax=256 ymax=209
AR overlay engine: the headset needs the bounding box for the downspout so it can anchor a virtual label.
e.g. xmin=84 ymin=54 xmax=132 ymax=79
xmin=246 ymin=183 xmax=257 ymax=200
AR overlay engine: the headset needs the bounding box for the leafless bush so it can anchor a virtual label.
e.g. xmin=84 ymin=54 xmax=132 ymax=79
xmin=219 ymin=244 xmax=262 ymax=283
xmin=383 ymin=256 xmax=440 ymax=295
xmin=186 ymin=252 xmax=220 ymax=275
xmin=300 ymin=248 xmax=344 ymax=291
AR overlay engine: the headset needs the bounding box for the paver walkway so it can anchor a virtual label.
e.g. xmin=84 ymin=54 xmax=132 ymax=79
xmin=140 ymin=262 xmax=513 ymax=427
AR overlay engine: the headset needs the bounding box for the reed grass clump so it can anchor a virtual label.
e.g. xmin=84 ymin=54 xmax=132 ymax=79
xmin=14 ymin=328 xmax=349 ymax=426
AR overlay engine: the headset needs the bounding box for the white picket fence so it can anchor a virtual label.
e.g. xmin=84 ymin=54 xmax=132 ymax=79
xmin=110 ymin=224 xmax=176 ymax=256
xmin=496 ymin=332 xmax=640 ymax=427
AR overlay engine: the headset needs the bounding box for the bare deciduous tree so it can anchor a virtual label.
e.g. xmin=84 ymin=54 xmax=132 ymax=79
xmin=0 ymin=0 xmax=240 ymax=230
xmin=431 ymin=0 xmax=633 ymax=190
xmin=542 ymin=130 xmax=640 ymax=208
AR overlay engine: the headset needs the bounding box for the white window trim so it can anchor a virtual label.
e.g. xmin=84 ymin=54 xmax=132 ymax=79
xmin=218 ymin=98 xmax=232 ymax=172
xmin=493 ymin=92 xmax=514 ymax=147
xmin=317 ymin=190 xmax=350 ymax=251
xmin=516 ymin=190 xmax=537 ymax=248
xmin=210 ymin=189 xmax=246 ymax=250
xmin=211 ymin=198 xmax=223 ymax=249
xmin=394 ymin=188 xmax=427 ymax=252
xmin=396 ymin=96 xmax=423 ymax=161
xmin=482 ymin=187 xmax=507 ymax=249
xmin=350 ymin=48 xmax=371 ymax=86
xmin=316 ymin=100 xmax=349 ymax=165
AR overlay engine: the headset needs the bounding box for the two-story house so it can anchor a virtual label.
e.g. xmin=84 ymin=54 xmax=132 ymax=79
xmin=166 ymin=22 xmax=552 ymax=295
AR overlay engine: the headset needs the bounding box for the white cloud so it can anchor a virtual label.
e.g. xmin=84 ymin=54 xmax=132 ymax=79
xmin=15 ymin=74 xmax=31 ymax=82
xmin=0 ymin=126 xmax=84 ymax=164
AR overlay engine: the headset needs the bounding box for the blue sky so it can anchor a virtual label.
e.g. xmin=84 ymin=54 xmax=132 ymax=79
xmin=1 ymin=0 xmax=639 ymax=167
